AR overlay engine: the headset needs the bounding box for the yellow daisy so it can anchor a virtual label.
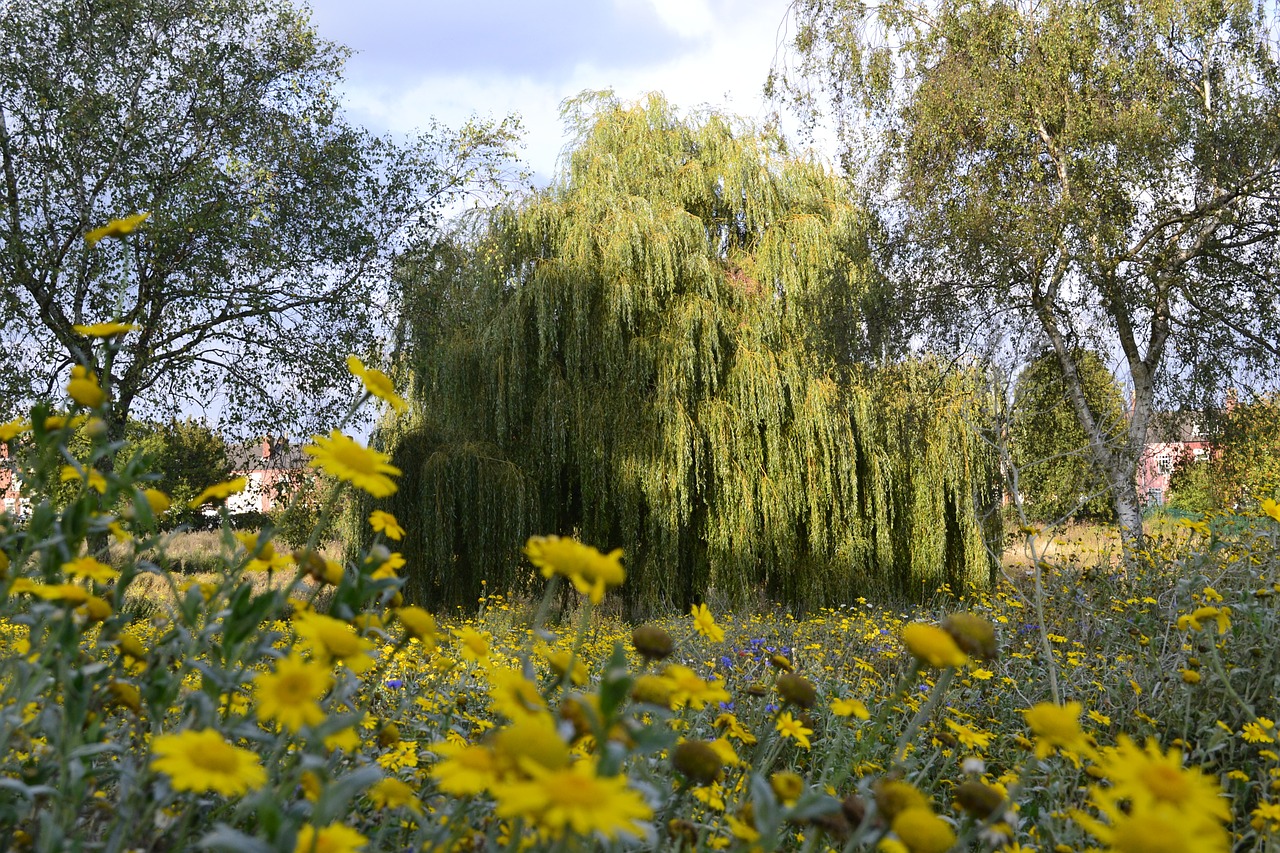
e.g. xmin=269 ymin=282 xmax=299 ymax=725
xmin=73 ymin=322 xmax=139 ymax=337
xmin=690 ymin=603 xmax=726 ymax=642
xmin=62 ymin=556 xmax=117 ymax=584
xmin=294 ymin=822 xmax=367 ymax=853
xmin=304 ymin=431 xmax=401 ymax=497
xmin=368 ymin=509 xmax=405 ymax=540
xmin=347 ymin=355 xmax=408 ymax=413
xmin=85 ymin=211 xmax=150 ymax=246
xmin=253 ymin=653 xmax=333 ymax=732
xmin=524 ymin=535 xmax=625 ymax=604
xmin=902 ymin=623 xmax=968 ymax=668
xmin=775 ymin=712 xmax=813 ymax=749
xmin=188 ymin=476 xmax=248 ymax=507
xmin=293 ymin=611 xmax=376 ymax=673
xmin=491 ymin=758 xmax=653 ymax=840
xmin=150 ymin=729 xmax=266 ymax=797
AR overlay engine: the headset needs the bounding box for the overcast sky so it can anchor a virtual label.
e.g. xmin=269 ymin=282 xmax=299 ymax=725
xmin=304 ymin=0 xmax=798 ymax=183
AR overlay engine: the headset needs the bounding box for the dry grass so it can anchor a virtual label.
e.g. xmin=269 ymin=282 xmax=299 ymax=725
xmin=1001 ymin=522 xmax=1122 ymax=574
xmin=114 ymin=530 xmax=340 ymax=615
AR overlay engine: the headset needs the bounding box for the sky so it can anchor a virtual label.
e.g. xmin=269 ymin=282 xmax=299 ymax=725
xmin=303 ymin=0 xmax=800 ymax=184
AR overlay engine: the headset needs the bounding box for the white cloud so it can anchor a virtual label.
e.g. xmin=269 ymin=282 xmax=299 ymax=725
xmin=644 ymin=0 xmax=716 ymax=38
xmin=329 ymin=2 xmax=812 ymax=183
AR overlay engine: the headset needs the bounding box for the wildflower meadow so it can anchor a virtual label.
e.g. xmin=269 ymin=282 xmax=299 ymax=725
xmin=3 ymin=301 xmax=1280 ymax=852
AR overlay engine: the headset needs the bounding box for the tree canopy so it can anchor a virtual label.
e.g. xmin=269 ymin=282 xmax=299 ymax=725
xmin=382 ymin=95 xmax=999 ymax=616
xmin=0 ymin=0 xmax=520 ymax=439
xmin=774 ymin=0 xmax=1280 ymax=550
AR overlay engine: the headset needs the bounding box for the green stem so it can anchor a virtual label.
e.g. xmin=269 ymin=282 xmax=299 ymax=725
xmin=894 ymin=668 xmax=955 ymax=766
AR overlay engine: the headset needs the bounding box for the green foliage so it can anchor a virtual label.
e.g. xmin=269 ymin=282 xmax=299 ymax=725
xmin=1167 ymin=455 xmax=1218 ymax=514
xmin=1010 ymin=350 xmax=1127 ymax=522
xmin=0 ymin=0 xmax=521 ymax=439
xmin=1169 ymin=394 xmax=1280 ymax=513
xmin=1214 ymin=394 xmax=1280 ymax=508
xmin=388 ymin=95 xmax=1000 ymax=616
xmin=269 ymin=472 xmax=333 ymax=549
xmin=776 ymin=0 xmax=1280 ymax=550
xmin=131 ymin=419 xmax=232 ymax=525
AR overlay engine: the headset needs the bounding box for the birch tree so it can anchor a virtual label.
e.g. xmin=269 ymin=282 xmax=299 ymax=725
xmin=773 ymin=0 xmax=1280 ymax=551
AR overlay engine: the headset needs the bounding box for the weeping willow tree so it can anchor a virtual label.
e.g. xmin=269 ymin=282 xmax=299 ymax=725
xmin=387 ymin=94 xmax=998 ymax=616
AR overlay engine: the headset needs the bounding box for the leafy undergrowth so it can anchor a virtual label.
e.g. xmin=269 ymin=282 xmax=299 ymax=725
xmin=3 ymin=348 xmax=1280 ymax=852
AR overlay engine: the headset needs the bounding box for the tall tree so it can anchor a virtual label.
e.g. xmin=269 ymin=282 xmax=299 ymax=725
xmin=385 ymin=94 xmax=999 ymax=616
xmin=773 ymin=0 xmax=1280 ymax=551
xmin=1009 ymin=350 xmax=1128 ymax=523
xmin=0 ymin=0 xmax=520 ymax=440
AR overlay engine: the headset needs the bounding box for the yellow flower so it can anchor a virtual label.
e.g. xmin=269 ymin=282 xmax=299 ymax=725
xmin=1097 ymin=736 xmax=1230 ymax=825
xmin=429 ymin=740 xmax=502 ymax=796
xmin=770 ymin=770 xmax=804 ymax=804
xmin=347 ymin=355 xmax=408 ymax=413
xmin=891 ymin=807 xmax=956 ymax=853
xmin=663 ymin=664 xmax=731 ymax=709
xmin=1181 ymin=669 xmax=1201 ymax=684
xmin=1252 ymin=801 xmax=1280 ymax=832
xmin=489 ymin=667 xmax=549 ymax=719
xmin=491 ymin=758 xmax=653 ymax=840
xmin=85 ymin=211 xmax=150 ymax=246
xmin=60 ymin=464 xmax=107 ymax=493
xmin=1262 ymin=498 xmax=1280 ymax=523
xmin=188 ymin=476 xmax=248 ymax=507
xmin=944 ymin=718 xmax=992 ymax=750
xmin=368 ymin=777 xmax=422 ymax=814
xmin=713 ymin=712 xmax=758 ymax=744
xmin=73 ymin=322 xmax=139 ymax=337
xmin=690 ymin=603 xmax=726 ymax=642
xmin=368 ymin=509 xmax=404 ymax=540
xmin=831 ymin=697 xmax=871 ymax=720
xmin=63 ymin=556 xmax=117 ymax=584
xmin=25 ymin=582 xmax=91 ymax=604
xmin=304 ymin=431 xmax=401 ymax=498
xmin=524 ymin=535 xmax=625 ymax=604
xmin=1177 ymin=606 xmax=1231 ymax=634
xmin=775 ymin=712 xmax=813 ymax=749
xmin=453 ymin=626 xmax=492 ymax=663
xmin=1023 ymin=701 xmax=1086 ymax=759
xmin=142 ymin=488 xmax=171 ymax=514
xmin=253 ymin=653 xmax=334 ymax=732
xmin=66 ymin=364 xmax=107 ymax=407
xmin=902 ymin=623 xmax=968 ymax=668
xmin=294 ymin=612 xmax=376 ymax=673
xmin=0 ymin=417 xmax=30 ymax=441
xmin=1242 ymin=718 xmax=1277 ymax=744
xmin=1075 ymin=799 xmax=1229 ymax=853
xmin=294 ymin=822 xmax=367 ymax=853
xmin=150 ymin=729 xmax=266 ymax=797
xmin=393 ymin=606 xmax=439 ymax=650
xmin=1177 ymin=517 xmax=1211 ymax=536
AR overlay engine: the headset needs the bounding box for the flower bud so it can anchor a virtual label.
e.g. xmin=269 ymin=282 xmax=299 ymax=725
xmin=672 ymin=739 xmax=723 ymax=785
xmin=776 ymin=673 xmax=817 ymax=709
xmin=631 ymin=625 xmax=674 ymax=661
xmin=941 ymin=613 xmax=998 ymax=660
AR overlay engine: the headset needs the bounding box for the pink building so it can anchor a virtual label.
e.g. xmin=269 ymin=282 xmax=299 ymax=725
xmin=0 ymin=444 xmax=23 ymax=517
xmin=225 ymin=437 xmax=309 ymax=513
xmin=1137 ymin=414 xmax=1212 ymax=505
